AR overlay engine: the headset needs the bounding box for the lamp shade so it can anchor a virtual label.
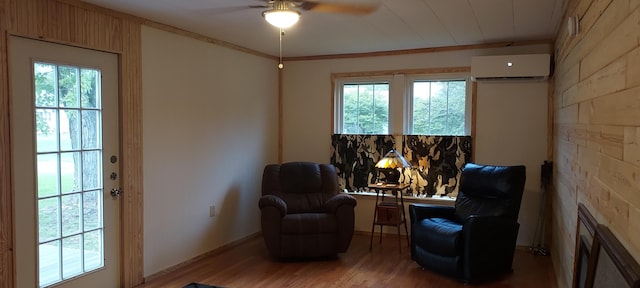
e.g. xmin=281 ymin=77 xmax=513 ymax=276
xmin=375 ymin=149 xmax=410 ymax=169
xmin=375 ymin=149 xmax=410 ymax=184
xmin=263 ymin=9 xmax=300 ymax=28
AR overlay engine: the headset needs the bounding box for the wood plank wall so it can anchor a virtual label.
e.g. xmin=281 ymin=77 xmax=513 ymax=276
xmin=552 ymin=0 xmax=640 ymax=287
xmin=0 ymin=0 xmax=12 ymax=286
xmin=0 ymin=0 xmax=144 ymax=286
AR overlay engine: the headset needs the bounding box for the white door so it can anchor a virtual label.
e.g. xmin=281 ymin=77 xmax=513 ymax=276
xmin=10 ymin=36 xmax=120 ymax=287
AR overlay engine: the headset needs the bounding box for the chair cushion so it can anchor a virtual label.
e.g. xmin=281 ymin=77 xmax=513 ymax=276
xmin=455 ymin=163 xmax=526 ymax=221
xmin=281 ymin=213 xmax=337 ymax=234
xmin=413 ymin=217 xmax=462 ymax=256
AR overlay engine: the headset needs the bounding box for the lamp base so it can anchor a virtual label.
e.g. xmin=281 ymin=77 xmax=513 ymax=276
xmin=380 ymin=168 xmax=401 ymax=184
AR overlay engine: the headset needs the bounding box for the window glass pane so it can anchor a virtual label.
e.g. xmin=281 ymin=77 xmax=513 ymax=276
xmin=61 ymin=109 xmax=81 ymax=151
xmin=61 ymin=194 xmax=82 ymax=237
xmin=81 ymin=69 xmax=100 ymax=109
xmin=342 ymin=83 xmax=388 ymax=134
xmin=84 ymin=229 xmax=103 ymax=271
xmin=83 ymin=190 xmax=102 ymax=231
xmin=39 ymin=240 xmax=61 ymax=287
xmin=82 ymin=151 xmax=102 ymax=190
xmin=36 ymin=108 xmax=58 ymax=153
xmin=62 ymin=235 xmax=83 ymax=278
xmin=34 ymin=63 xmax=57 ymax=108
xmin=37 ymin=153 xmax=59 ymax=198
xmin=39 ymin=198 xmax=60 ymax=242
xmin=81 ymin=110 xmax=101 ymax=149
xmin=58 ymin=66 xmax=80 ymax=108
xmin=34 ymin=62 xmax=106 ymax=286
xmin=412 ymin=80 xmax=466 ymax=135
xmin=60 ymin=152 xmax=82 ymax=194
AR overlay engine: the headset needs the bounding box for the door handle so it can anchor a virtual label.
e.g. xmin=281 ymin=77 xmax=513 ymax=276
xmin=110 ymin=188 xmax=123 ymax=200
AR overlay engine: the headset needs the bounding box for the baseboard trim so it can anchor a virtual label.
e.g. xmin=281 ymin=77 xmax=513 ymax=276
xmin=143 ymin=232 xmax=262 ymax=283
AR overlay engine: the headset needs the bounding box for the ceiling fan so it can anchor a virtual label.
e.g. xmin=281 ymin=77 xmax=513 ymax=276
xmin=251 ymin=0 xmax=379 ymax=28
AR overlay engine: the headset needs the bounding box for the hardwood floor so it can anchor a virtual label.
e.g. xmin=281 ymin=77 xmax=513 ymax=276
xmin=137 ymin=234 xmax=557 ymax=288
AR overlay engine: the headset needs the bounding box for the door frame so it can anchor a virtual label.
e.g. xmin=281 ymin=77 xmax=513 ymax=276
xmin=0 ymin=23 xmax=144 ymax=288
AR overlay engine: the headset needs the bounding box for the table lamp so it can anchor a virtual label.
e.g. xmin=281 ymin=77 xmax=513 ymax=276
xmin=375 ymin=149 xmax=410 ymax=184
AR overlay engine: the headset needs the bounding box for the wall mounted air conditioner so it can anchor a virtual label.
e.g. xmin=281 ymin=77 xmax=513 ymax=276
xmin=470 ymin=54 xmax=550 ymax=81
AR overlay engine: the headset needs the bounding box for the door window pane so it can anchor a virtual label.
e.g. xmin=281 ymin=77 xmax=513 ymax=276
xmin=58 ymin=66 xmax=80 ymax=108
xmin=36 ymin=109 xmax=58 ymax=153
xmin=60 ymin=109 xmax=80 ymax=151
xmin=34 ymin=62 xmax=105 ymax=287
xmin=39 ymin=240 xmax=61 ymax=287
xmin=83 ymin=230 xmax=103 ymax=271
xmin=38 ymin=198 xmax=60 ymax=243
xmin=81 ymin=110 xmax=101 ymax=149
xmin=37 ymin=153 xmax=59 ymax=198
xmin=83 ymin=190 xmax=102 ymax=231
xmin=62 ymin=235 xmax=83 ymax=278
xmin=81 ymin=69 xmax=100 ymax=109
xmin=60 ymin=152 xmax=81 ymax=194
xmin=61 ymin=194 xmax=82 ymax=237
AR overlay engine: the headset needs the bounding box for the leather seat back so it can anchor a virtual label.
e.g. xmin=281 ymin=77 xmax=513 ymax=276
xmin=454 ymin=163 xmax=526 ymax=221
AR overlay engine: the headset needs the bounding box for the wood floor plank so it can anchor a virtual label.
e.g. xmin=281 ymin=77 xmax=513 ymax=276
xmin=137 ymin=234 xmax=557 ymax=288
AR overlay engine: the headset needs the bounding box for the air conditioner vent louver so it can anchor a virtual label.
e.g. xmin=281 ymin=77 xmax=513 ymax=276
xmin=470 ymin=54 xmax=550 ymax=81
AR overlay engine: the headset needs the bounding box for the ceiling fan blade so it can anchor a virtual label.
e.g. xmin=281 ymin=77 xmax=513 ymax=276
xmin=298 ymin=1 xmax=378 ymax=15
xmin=249 ymin=5 xmax=270 ymax=9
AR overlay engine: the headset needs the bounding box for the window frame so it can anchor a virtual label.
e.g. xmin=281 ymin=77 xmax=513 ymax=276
xmin=404 ymin=74 xmax=472 ymax=136
xmin=334 ymin=71 xmax=472 ymax=136
xmin=333 ymin=76 xmax=393 ymax=134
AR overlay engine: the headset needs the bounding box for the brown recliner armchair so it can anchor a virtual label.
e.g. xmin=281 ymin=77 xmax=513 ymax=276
xmin=259 ymin=162 xmax=357 ymax=258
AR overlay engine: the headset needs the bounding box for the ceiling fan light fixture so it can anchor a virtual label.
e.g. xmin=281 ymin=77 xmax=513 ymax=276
xmin=263 ymin=9 xmax=300 ymax=28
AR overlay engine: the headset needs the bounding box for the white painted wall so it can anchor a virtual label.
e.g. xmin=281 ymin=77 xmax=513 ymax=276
xmin=141 ymin=26 xmax=279 ymax=276
xmin=281 ymin=44 xmax=550 ymax=246
xmin=475 ymin=81 xmax=549 ymax=246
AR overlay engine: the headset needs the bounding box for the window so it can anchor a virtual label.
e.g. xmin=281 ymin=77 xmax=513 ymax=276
xmin=335 ymin=79 xmax=390 ymax=134
xmin=334 ymin=73 xmax=470 ymax=135
xmin=409 ymin=79 xmax=467 ymax=135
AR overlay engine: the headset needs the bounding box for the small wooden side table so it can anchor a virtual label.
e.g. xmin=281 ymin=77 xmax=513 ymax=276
xmin=368 ymin=183 xmax=410 ymax=253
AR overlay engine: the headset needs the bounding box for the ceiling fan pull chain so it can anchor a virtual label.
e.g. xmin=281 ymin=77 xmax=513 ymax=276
xmin=278 ymin=28 xmax=284 ymax=69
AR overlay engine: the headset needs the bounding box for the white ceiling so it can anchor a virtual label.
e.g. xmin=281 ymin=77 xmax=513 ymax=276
xmin=81 ymin=0 xmax=567 ymax=57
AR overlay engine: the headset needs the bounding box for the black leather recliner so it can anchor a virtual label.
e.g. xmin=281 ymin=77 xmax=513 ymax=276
xmin=409 ymin=163 xmax=526 ymax=283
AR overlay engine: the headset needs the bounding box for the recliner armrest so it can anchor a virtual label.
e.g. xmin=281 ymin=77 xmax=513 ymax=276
xmin=409 ymin=203 xmax=456 ymax=224
xmin=258 ymin=195 xmax=287 ymax=217
xmin=324 ymin=193 xmax=357 ymax=213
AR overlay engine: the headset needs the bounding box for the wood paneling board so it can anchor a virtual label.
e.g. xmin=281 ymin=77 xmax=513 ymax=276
xmin=556 ymin=61 xmax=580 ymax=100
xmin=0 ymin=0 xmax=14 ymax=286
xmin=598 ymin=155 xmax=640 ymax=209
xmin=120 ymin=20 xmax=144 ymax=287
xmin=555 ymin=103 xmax=579 ymax=123
xmin=627 ymin=46 xmax=640 ymax=88
xmin=575 ymin=57 xmax=626 ymax=104
xmin=624 ymin=127 xmax=640 ymax=166
xmin=630 ymin=206 xmax=640 ymax=253
xmin=1 ymin=0 xmax=144 ymax=286
xmin=580 ymin=7 xmax=639 ymax=79
xmin=589 ymin=86 xmax=640 ymax=126
xmin=7 ymin=0 xmax=123 ymax=52
xmin=600 ymin=125 xmax=624 ymax=159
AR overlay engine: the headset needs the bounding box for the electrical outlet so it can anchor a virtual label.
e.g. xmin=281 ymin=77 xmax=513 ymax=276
xmin=209 ymin=205 xmax=216 ymax=217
